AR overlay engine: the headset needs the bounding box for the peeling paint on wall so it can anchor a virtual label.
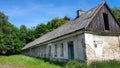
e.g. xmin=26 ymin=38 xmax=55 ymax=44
xmin=85 ymin=33 xmax=120 ymax=63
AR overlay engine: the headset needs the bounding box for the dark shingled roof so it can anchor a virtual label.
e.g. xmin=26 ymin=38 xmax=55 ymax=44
xmin=22 ymin=2 xmax=105 ymax=50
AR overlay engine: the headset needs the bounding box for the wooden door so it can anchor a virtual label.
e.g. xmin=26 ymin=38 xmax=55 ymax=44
xmin=68 ymin=41 xmax=74 ymax=60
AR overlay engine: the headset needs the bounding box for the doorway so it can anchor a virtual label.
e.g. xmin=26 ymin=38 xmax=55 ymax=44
xmin=68 ymin=41 xmax=74 ymax=60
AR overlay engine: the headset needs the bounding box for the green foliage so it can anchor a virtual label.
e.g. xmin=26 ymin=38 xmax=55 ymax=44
xmin=34 ymin=16 xmax=70 ymax=39
xmin=65 ymin=60 xmax=120 ymax=68
xmin=20 ymin=25 xmax=27 ymax=45
xmin=41 ymin=58 xmax=66 ymax=67
xmin=88 ymin=60 xmax=120 ymax=68
xmin=26 ymin=28 xmax=36 ymax=43
xmin=47 ymin=16 xmax=70 ymax=31
xmin=0 ymin=11 xmax=70 ymax=55
xmin=0 ymin=12 xmax=23 ymax=55
xmin=111 ymin=7 xmax=120 ymax=22
xmin=35 ymin=23 xmax=49 ymax=38
xmin=65 ymin=60 xmax=87 ymax=68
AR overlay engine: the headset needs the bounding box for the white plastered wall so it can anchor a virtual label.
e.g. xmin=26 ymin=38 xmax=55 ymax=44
xmin=85 ymin=33 xmax=120 ymax=62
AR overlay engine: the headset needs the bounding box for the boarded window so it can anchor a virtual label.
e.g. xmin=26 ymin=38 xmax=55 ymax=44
xmin=61 ymin=43 xmax=64 ymax=57
xmin=54 ymin=44 xmax=57 ymax=57
xmin=103 ymin=13 xmax=109 ymax=30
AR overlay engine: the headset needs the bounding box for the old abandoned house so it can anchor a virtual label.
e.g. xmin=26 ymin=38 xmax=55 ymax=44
xmin=22 ymin=2 xmax=120 ymax=63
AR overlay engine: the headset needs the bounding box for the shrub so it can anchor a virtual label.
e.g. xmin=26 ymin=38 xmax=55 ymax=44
xmin=65 ymin=60 xmax=87 ymax=68
xmin=88 ymin=60 xmax=120 ymax=68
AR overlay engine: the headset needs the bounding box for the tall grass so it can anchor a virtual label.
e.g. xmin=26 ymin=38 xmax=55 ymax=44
xmin=65 ymin=60 xmax=120 ymax=68
xmin=88 ymin=60 xmax=120 ymax=68
xmin=65 ymin=60 xmax=87 ymax=68
xmin=0 ymin=55 xmax=120 ymax=68
xmin=0 ymin=55 xmax=61 ymax=68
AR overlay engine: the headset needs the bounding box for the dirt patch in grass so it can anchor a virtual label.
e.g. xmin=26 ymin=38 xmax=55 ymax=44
xmin=0 ymin=64 xmax=13 ymax=68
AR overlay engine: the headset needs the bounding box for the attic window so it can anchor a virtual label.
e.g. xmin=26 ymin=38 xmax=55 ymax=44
xmin=103 ymin=13 xmax=109 ymax=30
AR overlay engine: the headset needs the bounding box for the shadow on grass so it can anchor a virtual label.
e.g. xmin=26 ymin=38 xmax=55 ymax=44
xmin=35 ymin=57 xmax=87 ymax=68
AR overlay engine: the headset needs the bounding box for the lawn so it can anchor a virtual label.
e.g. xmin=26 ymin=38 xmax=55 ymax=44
xmin=0 ymin=55 xmax=61 ymax=68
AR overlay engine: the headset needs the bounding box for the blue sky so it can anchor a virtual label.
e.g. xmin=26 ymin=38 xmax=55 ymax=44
xmin=0 ymin=0 xmax=120 ymax=28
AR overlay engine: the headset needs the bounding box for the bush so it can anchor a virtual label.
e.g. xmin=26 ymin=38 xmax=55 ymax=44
xmin=88 ymin=60 xmax=120 ymax=68
xmin=65 ymin=60 xmax=87 ymax=68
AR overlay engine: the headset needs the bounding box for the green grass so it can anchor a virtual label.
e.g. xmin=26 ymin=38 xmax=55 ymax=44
xmin=0 ymin=55 xmax=61 ymax=68
xmin=0 ymin=55 xmax=120 ymax=68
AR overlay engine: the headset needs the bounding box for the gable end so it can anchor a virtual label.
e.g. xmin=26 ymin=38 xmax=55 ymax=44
xmin=86 ymin=2 xmax=120 ymax=33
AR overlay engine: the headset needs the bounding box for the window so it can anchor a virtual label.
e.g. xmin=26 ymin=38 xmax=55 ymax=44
xmin=61 ymin=43 xmax=64 ymax=57
xmin=49 ymin=46 xmax=51 ymax=56
xmin=41 ymin=49 xmax=43 ymax=56
xmin=44 ymin=47 xmax=46 ymax=57
xmin=103 ymin=13 xmax=109 ymax=30
xmin=54 ymin=44 xmax=57 ymax=57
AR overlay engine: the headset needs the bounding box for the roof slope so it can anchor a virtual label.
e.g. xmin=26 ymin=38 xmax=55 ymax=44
xmin=22 ymin=2 xmax=105 ymax=50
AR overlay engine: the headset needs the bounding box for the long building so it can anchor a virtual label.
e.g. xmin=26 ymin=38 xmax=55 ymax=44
xmin=22 ymin=2 xmax=120 ymax=63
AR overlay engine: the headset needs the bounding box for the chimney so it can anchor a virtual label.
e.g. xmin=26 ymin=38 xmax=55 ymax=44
xmin=77 ymin=9 xmax=84 ymax=17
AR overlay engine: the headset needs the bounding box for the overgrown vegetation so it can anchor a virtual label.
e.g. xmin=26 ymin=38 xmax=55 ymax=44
xmin=88 ymin=60 xmax=120 ymax=68
xmin=65 ymin=60 xmax=120 ymax=68
xmin=65 ymin=60 xmax=87 ymax=68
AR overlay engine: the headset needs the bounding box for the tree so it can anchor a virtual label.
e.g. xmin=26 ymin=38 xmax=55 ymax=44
xmin=0 ymin=11 xmax=70 ymax=55
xmin=0 ymin=12 xmax=22 ymax=55
xmin=47 ymin=16 xmax=70 ymax=31
xmin=19 ymin=25 xmax=27 ymax=45
xmin=35 ymin=23 xmax=49 ymax=38
xmin=26 ymin=28 xmax=36 ymax=43
xmin=34 ymin=16 xmax=70 ymax=39
xmin=111 ymin=7 xmax=120 ymax=22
